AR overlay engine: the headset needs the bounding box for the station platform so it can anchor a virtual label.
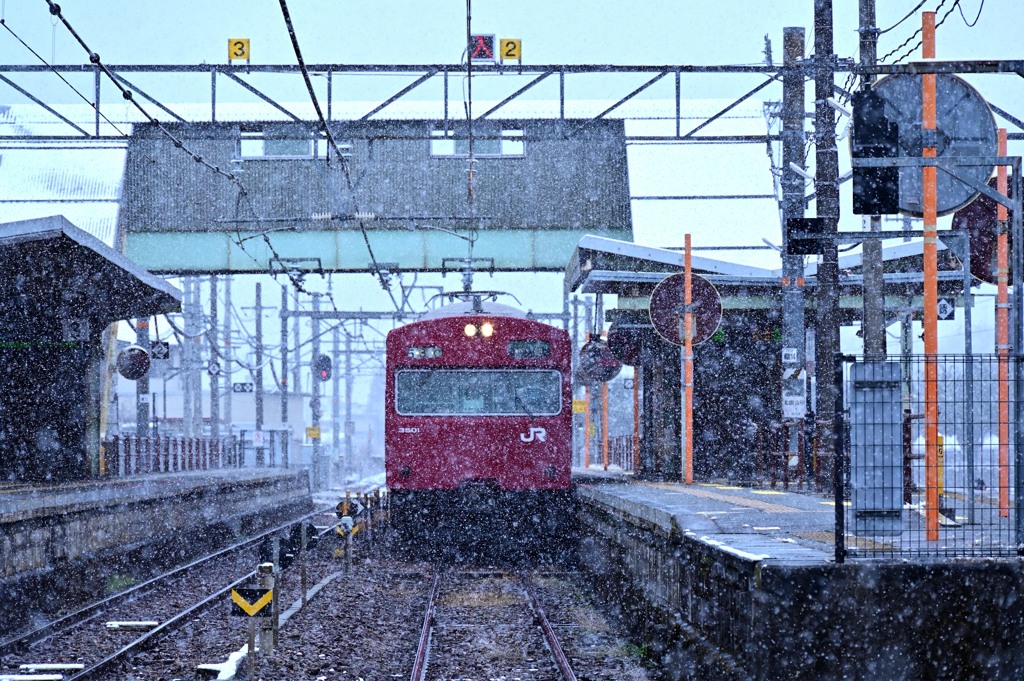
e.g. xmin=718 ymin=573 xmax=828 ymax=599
xmin=575 ymin=475 xmax=835 ymax=565
xmin=0 ymin=467 xmax=307 ymax=521
xmin=571 ymin=469 xmax=1024 ymax=681
xmin=0 ymin=467 xmax=313 ymax=637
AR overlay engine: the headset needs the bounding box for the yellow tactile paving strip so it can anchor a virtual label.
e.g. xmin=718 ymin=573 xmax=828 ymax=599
xmin=645 ymin=482 xmax=801 ymax=514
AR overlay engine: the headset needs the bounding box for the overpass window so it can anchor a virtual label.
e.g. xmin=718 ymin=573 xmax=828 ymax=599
xmin=239 ymin=131 xmax=352 ymax=159
xmin=430 ymin=129 xmax=524 ymax=158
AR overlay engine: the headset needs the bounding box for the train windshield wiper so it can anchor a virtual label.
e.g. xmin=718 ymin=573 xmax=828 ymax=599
xmin=513 ymin=387 xmax=536 ymax=418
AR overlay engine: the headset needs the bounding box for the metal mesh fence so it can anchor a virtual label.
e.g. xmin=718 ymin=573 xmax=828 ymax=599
xmin=837 ymin=354 xmax=1024 ymax=561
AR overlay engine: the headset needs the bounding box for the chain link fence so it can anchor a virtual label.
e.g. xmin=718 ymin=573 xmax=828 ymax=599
xmin=836 ymin=354 xmax=1024 ymax=561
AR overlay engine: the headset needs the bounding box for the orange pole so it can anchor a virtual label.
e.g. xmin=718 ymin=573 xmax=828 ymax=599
xmin=997 ymin=128 xmax=1010 ymax=516
xmin=684 ymin=234 xmax=694 ymax=484
xmin=583 ymin=331 xmax=591 ymax=469
xmin=601 ymin=381 xmax=609 ymax=471
xmin=922 ymin=12 xmax=939 ymax=540
xmin=632 ymin=370 xmax=640 ymax=472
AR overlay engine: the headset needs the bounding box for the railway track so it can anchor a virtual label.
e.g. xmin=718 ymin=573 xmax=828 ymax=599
xmin=411 ymin=570 xmax=578 ymax=681
xmin=0 ymin=508 xmax=336 ymax=681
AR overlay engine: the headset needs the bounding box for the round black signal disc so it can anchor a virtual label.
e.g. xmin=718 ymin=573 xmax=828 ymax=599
xmin=116 ymin=345 xmax=151 ymax=381
xmin=648 ymin=273 xmax=722 ymax=346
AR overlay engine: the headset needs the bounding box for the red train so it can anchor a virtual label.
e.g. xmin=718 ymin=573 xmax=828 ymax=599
xmin=384 ymin=293 xmax=573 ymax=554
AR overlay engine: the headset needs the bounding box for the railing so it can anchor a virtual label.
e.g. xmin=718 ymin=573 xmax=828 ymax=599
xmin=100 ymin=435 xmax=239 ymax=477
xmin=835 ymin=354 xmax=1023 ymax=561
xmin=606 ymin=434 xmax=636 ymax=472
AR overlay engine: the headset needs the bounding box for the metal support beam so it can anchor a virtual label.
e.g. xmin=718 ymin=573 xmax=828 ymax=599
xmin=478 ymin=69 xmax=553 ymax=119
xmin=589 ymin=71 xmax=669 ymax=122
xmin=108 ymin=71 xmax=185 ymax=122
xmin=255 ymin=282 xmax=265 ymax=465
xmin=680 ymin=75 xmax=779 ymax=140
xmin=220 ymin=70 xmax=303 ymax=122
xmin=280 ymin=285 xmax=289 ymax=467
xmin=0 ymin=74 xmax=89 ymax=136
xmin=360 ymin=69 xmax=438 ymax=121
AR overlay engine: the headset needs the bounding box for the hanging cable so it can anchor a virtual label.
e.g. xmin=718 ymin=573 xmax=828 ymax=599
xmin=1 ymin=19 xmax=126 ymax=135
xmin=878 ymin=1 xmax=930 ymax=34
xmin=277 ymin=0 xmax=401 ymax=310
xmin=957 ymin=0 xmax=984 ymax=27
xmin=39 ymin=0 xmax=320 ymax=295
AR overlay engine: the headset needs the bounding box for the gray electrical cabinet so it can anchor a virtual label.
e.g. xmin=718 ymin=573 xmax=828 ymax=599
xmin=850 ymin=361 xmax=903 ymax=536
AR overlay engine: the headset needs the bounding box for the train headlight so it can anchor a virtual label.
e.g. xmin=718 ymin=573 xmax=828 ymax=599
xmin=480 ymin=322 xmax=494 ymax=338
xmin=464 ymin=323 xmax=478 ymax=337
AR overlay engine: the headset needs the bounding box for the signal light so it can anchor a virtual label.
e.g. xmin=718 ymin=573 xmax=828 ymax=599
xmin=851 ymin=88 xmax=900 ymax=215
xmin=314 ymin=353 xmax=332 ymax=381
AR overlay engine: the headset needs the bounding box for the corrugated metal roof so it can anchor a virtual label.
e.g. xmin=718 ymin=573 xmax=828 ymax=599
xmin=0 ymin=107 xmax=126 ymax=246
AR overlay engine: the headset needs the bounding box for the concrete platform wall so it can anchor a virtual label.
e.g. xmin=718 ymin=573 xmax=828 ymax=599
xmin=0 ymin=470 xmax=313 ymax=636
xmin=1 ymin=471 xmax=311 ymax=579
xmin=577 ymin=485 xmax=1024 ymax=681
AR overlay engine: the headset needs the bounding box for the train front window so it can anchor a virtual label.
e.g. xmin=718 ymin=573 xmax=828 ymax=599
xmin=396 ymin=369 xmax=561 ymax=416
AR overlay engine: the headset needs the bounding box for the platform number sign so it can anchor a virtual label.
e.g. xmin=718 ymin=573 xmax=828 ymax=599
xmin=469 ymin=34 xmax=496 ymax=62
xmin=937 ymin=298 xmax=955 ymax=320
xmin=150 ymin=341 xmax=170 ymax=360
xmin=500 ymin=38 xmax=521 ymax=61
xmin=228 ymin=38 xmax=250 ymax=61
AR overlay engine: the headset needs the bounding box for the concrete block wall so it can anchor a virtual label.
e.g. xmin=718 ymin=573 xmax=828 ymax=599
xmin=577 ymin=485 xmax=1024 ymax=681
xmin=1 ymin=471 xmax=311 ymax=579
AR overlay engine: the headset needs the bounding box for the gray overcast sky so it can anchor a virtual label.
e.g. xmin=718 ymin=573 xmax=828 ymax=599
xmin=2 ymin=1 xmax=1021 ymax=352
xmin=2 ymin=2 xmax=1018 ymax=85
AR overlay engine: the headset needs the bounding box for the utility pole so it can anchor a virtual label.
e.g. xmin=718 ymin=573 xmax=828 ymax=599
xmin=210 ymin=274 xmax=220 ymax=439
xmin=344 ymin=331 xmax=353 ymax=476
xmin=191 ymin=279 xmax=203 ymax=434
xmin=224 ymin=275 xmax=233 ymax=436
xmin=292 ymin=290 xmax=301 ymax=396
xmin=332 ymin=325 xmax=341 ymax=486
xmin=280 ymin=286 xmax=289 ymax=468
xmin=255 ymin=282 xmax=265 ymax=466
xmin=182 ymin=278 xmax=194 ymax=437
xmin=860 ymin=0 xmax=886 ymax=356
xmin=781 ymin=27 xmax=807 ymax=437
xmin=813 ymin=0 xmax=841 ymax=484
xmin=311 ymin=294 xmax=323 ymax=490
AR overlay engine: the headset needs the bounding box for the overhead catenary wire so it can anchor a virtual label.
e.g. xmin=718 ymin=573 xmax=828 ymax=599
xmin=0 ymin=18 xmax=126 ymax=135
xmin=878 ymin=0 xmax=972 ymax=65
xmin=878 ymin=1 xmax=930 ymax=34
xmin=41 ymin=0 xmax=325 ymax=299
xmin=957 ymin=0 xmax=984 ymax=27
xmin=277 ymin=0 xmax=401 ymax=311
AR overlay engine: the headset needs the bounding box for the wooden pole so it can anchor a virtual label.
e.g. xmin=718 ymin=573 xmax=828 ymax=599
xmin=997 ymin=127 xmax=1010 ymax=516
xmin=632 ymin=370 xmax=640 ymax=472
xmin=921 ymin=11 xmax=939 ymax=540
xmin=601 ymin=381 xmax=609 ymax=471
xmin=684 ymin=234 xmax=694 ymax=484
xmin=247 ymin=619 xmax=255 ymax=678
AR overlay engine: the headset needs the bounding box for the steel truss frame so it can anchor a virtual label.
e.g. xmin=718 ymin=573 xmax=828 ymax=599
xmin=1 ymin=59 xmax=1021 ymax=143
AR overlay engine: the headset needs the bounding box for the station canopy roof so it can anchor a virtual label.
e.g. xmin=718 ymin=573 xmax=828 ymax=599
xmin=0 ymin=215 xmax=181 ymax=324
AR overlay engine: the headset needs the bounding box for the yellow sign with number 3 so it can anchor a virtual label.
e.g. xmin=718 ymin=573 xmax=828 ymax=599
xmin=228 ymin=39 xmax=250 ymax=61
